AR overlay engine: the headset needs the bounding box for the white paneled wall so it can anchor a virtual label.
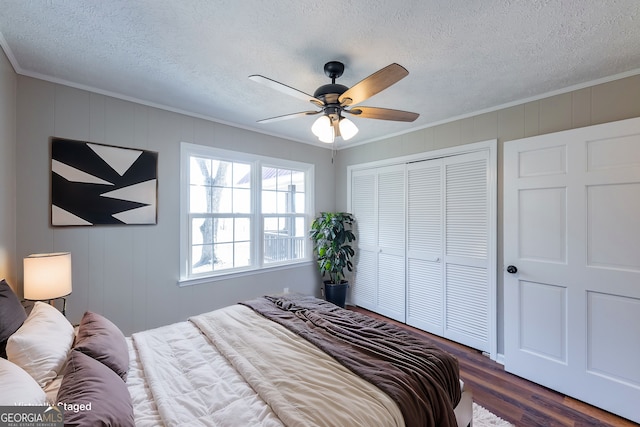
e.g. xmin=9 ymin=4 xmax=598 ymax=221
xmin=0 ymin=48 xmax=17 ymax=286
xmin=14 ymin=76 xmax=334 ymax=335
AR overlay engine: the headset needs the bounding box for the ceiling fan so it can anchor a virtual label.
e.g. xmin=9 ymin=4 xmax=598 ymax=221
xmin=249 ymin=61 xmax=420 ymax=143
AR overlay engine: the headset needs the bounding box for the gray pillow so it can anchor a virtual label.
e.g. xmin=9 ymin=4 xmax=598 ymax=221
xmin=73 ymin=311 xmax=129 ymax=381
xmin=57 ymin=350 xmax=134 ymax=427
xmin=0 ymin=279 xmax=27 ymax=358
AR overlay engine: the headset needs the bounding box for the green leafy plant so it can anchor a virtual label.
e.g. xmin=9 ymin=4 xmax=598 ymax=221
xmin=309 ymin=212 xmax=356 ymax=284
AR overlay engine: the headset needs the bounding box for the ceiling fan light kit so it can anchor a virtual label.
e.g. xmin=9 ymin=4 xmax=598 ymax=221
xmin=338 ymin=117 xmax=358 ymax=140
xmin=311 ymin=116 xmax=359 ymax=144
xmin=250 ymin=61 xmax=419 ymax=143
xmin=312 ymin=115 xmax=334 ymax=143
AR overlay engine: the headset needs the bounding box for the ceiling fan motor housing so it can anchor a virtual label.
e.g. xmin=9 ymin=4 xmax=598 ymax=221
xmin=314 ymin=61 xmax=349 ymax=110
xmin=322 ymin=106 xmax=342 ymax=122
xmin=313 ymin=83 xmax=348 ymax=102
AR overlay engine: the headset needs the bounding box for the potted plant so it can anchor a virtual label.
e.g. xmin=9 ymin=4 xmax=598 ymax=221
xmin=309 ymin=212 xmax=356 ymax=308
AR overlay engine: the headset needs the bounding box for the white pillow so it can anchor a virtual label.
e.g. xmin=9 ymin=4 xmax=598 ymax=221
xmin=7 ymin=301 xmax=75 ymax=387
xmin=0 ymin=357 xmax=47 ymax=405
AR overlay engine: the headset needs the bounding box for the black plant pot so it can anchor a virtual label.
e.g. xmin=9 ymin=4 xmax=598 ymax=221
xmin=324 ymin=281 xmax=348 ymax=308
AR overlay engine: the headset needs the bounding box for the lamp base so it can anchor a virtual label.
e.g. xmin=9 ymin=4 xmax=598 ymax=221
xmin=60 ymin=297 xmax=67 ymax=316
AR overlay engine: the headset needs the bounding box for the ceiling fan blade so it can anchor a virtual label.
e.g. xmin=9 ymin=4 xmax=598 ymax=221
xmin=346 ymin=106 xmax=419 ymax=122
xmin=257 ymin=110 xmax=321 ymax=124
xmin=338 ymin=63 xmax=409 ymax=106
xmin=249 ymin=75 xmax=325 ymax=107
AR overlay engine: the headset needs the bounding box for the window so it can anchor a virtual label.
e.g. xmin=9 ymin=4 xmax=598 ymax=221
xmin=180 ymin=143 xmax=313 ymax=284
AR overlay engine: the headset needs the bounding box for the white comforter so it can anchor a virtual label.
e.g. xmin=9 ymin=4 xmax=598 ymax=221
xmin=127 ymin=305 xmax=404 ymax=427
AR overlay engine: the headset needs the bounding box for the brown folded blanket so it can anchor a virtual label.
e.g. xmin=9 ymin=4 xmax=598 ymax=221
xmin=241 ymin=294 xmax=461 ymax=427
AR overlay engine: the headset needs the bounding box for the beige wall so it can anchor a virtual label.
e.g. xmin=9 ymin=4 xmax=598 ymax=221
xmin=15 ymin=75 xmax=335 ymax=334
xmin=335 ymin=73 xmax=640 ymax=354
xmin=0 ymin=47 xmax=17 ymax=288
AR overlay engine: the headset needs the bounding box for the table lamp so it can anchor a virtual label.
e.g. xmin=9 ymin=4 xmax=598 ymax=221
xmin=24 ymin=252 xmax=72 ymax=316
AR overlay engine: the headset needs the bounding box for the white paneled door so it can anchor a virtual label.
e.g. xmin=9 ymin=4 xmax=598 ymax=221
xmin=504 ymin=117 xmax=640 ymax=423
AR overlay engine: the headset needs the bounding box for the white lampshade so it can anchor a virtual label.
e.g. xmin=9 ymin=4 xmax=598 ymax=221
xmin=24 ymin=252 xmax=72 ymax=301
xmin=338 ymin=118 xmax=359 ymax=140
xmin=318 ymin=128 xmax=335 ymax=143
xmin=311 ymin=115 xmax=330 ymax=137
xmin=311 ymin=115 xmax=335 ymax=143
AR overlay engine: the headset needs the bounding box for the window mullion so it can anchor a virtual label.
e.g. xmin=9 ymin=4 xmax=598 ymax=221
xmin=254 ymin=160 xmax=263 ymax=268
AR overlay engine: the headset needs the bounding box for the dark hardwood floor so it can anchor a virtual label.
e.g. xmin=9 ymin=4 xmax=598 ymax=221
xmin=349 ymin=306 xmax=638 ymax=427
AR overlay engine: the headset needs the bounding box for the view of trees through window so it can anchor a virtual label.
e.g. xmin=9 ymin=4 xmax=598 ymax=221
xmin=188 ymin=155 xmax=306 ymax=276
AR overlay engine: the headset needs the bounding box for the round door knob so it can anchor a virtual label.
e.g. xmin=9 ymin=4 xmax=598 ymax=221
xmin=506 ymin=265 xmax=518 ymax=274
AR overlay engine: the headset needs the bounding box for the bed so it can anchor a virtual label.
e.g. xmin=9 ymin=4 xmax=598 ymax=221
xmin=1 ymin=279 xmax=472 ymax=427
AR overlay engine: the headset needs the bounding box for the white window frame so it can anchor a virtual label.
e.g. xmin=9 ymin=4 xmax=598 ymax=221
xmin=179 ymin=142 xmax=314 ymax=286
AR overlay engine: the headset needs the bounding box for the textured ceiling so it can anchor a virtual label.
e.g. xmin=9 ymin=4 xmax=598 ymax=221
xmin=1 ymin=0 xmax=639 ymax=148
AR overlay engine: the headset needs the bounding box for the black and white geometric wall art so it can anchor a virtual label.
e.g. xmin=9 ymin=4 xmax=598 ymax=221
xmin=51 ymin=138 xmax=158 ymax=226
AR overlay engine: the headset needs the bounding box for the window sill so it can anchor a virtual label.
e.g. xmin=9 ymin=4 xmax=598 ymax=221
xmin=177 ymin=260 xmax=314 ymax=287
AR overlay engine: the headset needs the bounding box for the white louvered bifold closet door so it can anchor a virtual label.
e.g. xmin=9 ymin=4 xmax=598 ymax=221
xmin=375 ymin=165 xmax=406 ymax=322
xmin=351 ymin=170 xmax=377 ymax=312
xmin=406 ymin=159 xmax=444 ymax=334
xmin=350 ymin=144 xmax=495 ymax=354
xmin=443 ymin=151 xmax=490 ymax=352
xmin=350 ymin=165 xmax=406 ymax=322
